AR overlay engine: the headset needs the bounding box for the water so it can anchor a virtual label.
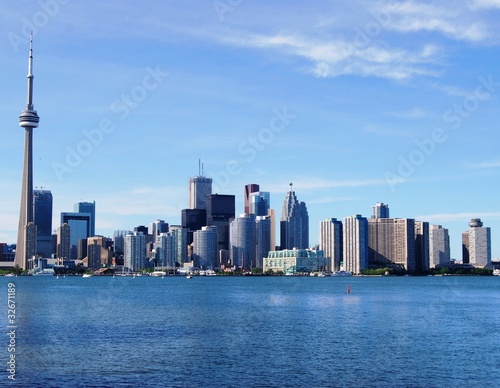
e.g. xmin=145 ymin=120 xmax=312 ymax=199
xmin=1 ymin=275 xmax=498 ymax=387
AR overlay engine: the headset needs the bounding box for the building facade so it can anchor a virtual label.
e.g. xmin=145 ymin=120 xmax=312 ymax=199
xmin=319 ymin=218 xmax=343 ymax=272
xmin=429 ymin=225 xmax=450 ymax=268
xmin=124 ymin=232 xmax=146 ymax=271
xmin=229 ymin=214 xmax=256 ymax=270
xmin=34 ymin=189 xmax=53 ymax=258
xmin=280 ymin=183 xmax=309 ymax=250
xmin=343 ymin=215 xmax=368 ymax=274
xmin=464 ymin=219 xmax=491 ymax=268
xmin=193 ymin=226 xmax=219 ymax=269
xmin=263 ymin=249 xmax=326 ymax=274
xmin=188 ymin=176 xmax=212 ymax=210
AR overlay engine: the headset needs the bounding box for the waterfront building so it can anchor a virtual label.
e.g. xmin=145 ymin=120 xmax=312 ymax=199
xmin=244 ymin=184 xmax=260 ymax=214
xmin=15 ymin=34 xmax=40 ymax=270
xmin=57 ymin=223 xmax=70 ymax=262
xmin=280 ymin=183 xmax=309 ymax=250
xmin=206 ymin=194 xmax=235 ymax=252
xmin=372 ymin=202 xmax=389 ymax=219
xmin=319 ymin=218 xmax=343 ymax=272
xmin=415 ymin=221 xmax=430 ymax=272
xmin=367 ymin=218 xmax=416 ymax=272
xmin=429 ymin=225 xmax=450 ymax=268
xmin=343 ymin=215 xmax=368 ymax=274
xmin=124 ymin=232 xmax=146 ymax=271
xmin=74 ymin=201 xmax=96 ymax=237
xmin=34 ymin=189 xmax=53 ymax=258
xmin=263 ymin=248 xmax=326 ymax=274
xmin=255 ymin=216 xmax=272 ymax=269
xmin=193 ymin=226 xmax=218 ymax=269
xmin=87 ymin=236 xmax=112 ymax=269
xmin=188 ymin=175 xmax=212 ymax=210
xmin=61 ymin=212 xmax=92 ymax=260
xmin=154 ymin=233 xmax=175 ymax=268
xmin=229 ymin=214 xmax=256 ymax=270
xmin=463 ymin=219 xmax=491 ymax=268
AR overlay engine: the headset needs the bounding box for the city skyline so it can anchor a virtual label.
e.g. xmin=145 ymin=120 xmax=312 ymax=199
xmin=1 ymin=2 xmax=500 ymax=260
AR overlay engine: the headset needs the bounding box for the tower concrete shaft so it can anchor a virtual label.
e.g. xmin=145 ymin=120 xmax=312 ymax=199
xmin=15 ymin=33 xmax=39 ymax=270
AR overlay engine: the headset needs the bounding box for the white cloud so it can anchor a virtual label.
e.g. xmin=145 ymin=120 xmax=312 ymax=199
xmin=381 ymin=1 xmax=489 ymax=42
xmin=225 ymin=33 xmax=442 ymax=80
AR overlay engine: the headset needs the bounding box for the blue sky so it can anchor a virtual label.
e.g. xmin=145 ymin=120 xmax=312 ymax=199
xmin=1 ymin=0 xmax=499 ymax=260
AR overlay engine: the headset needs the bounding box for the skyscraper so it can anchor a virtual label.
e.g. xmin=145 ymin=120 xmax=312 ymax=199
xmin=372 ymin=202 xmax=389 ymax=219
xmin=124 ymin=232 xmax=146 ymax=271
xmin=229 ymin=213 xmax=256 ymax=270
xmin=368 ymin=217 xmax=416 ymax=272
xmin=188 ymin=176 xmax=212 ymax=210
xmin=193 ymin=226 xmax=219 ymax=269
xmin=34 ymin=189 xmax=53 ymax=258
xmin=15 ymin=33 xmax=40 ymax=270
xmin=61 ymin=212 xmax=92 ymax=260
xmin=249 ymin=191 xmax=270 ymax=216
xmin=255 ymin=216 xmax=271 ymax=269
xmin=343 ymin=215 xmax=368 ymax=274
xmin=206 ymin=194 xmax=235 ymax=252
xmin=464 ymin=219 xmax=491 ymax=268
xmin=244 ymin=183 xmax=260 ymax=214
xmin=414 ymin=221 xmax=430 ymax=272
xmin=280 ymin=183 xmax=308 ymax=250
xmin=74 ymin=201 xmax=96 ymax=237
xmin=430 ymin=225 xmax=450 ymax=268
xmin=319 ymin=218 xmax=343 ymax=272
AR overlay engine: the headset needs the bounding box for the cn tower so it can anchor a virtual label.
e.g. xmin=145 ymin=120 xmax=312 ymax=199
xmin=14 ymin=32 xmax=40 ymax=270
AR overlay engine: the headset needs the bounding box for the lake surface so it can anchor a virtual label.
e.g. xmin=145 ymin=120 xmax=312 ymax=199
xmin=1 ymin=275 xmax=499 ymax=387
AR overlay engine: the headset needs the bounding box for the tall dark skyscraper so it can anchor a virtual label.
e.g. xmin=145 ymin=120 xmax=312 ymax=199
xmin=34 ymin=189 xmax=53 ymax=258
xmin=61 ymin=212 xmax=92 ymax=260
xmin=206 ymin=194 xmax=235 ymax=252
xmin=15 ymin=33 xmax=40 ymax=269
xmin=280 ymin=183 xmax=309 ymax=250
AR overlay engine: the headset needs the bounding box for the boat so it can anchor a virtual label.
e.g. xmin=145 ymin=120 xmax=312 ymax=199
xmin=317 ymin=272 xmax=327 ymax=277
xmin=151 ymin=271 xmax=166 ymax=277
xmin=186 ymin=275 xmax=192 ymax=279
xmin=33 ymin=270 xmax=55 ymax=276
xmin=82 ymin=273 xmax=92 ymax=278
xmin=5 ymin=273 xmax=16 ymax=277
xmin=493 ymin=269 xmax=500 ymax=276
xmin=331 ymin=270 xmax=352 ymax=277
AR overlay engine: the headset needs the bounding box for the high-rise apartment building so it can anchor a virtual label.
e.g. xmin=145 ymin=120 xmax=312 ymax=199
xmin=87 ymin=236 xmax=111 ymax=269
xmin=15 ymin=34 xmax=40 ymax=270
xmin=34 ymin=189 xmax=53 ymax=258
xmin=229 ymin=214 xmax=256 ymax=270
xmin=280 ymin=183 xmax=308 ymax=250
xmin=124 ymin=232 xmax=146 ymax=271
xmin=319 ymin=218 xmax=343 ymax=272
xmin=414 ymin=221 xmax=430 ymax=272
xmin=249 ymin=191 xmax=270 ymax=216
xmin=429 ymin=225 xmax=450 ymax=268
xmin=193 ymin=226 xmax=219 ymax=269
xmin=463 ymin=219 xmax=491 ymax=268
xmin=372 ymin=202 xmax=389 ymax=219
xmin=188 ymin=176 xmax=212 ymax=210
xmin=368 ymin=218 xmax=416 ymax=272
xmin=343 ymin=215 xmax=368 ymax=274
xmin=150 ymin=219 xmax=169 ymax=242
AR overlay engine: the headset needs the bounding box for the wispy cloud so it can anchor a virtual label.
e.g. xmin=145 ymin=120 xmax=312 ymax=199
xmin=265 ymin=177 xmax=403 ymax=193
xmin=464 ymin=159 xmax=500 ymax=169
xmin=381 ymin=1 xmax=489 ymax=42
xmin=470 ymin=0 xmax=500 ymax=9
